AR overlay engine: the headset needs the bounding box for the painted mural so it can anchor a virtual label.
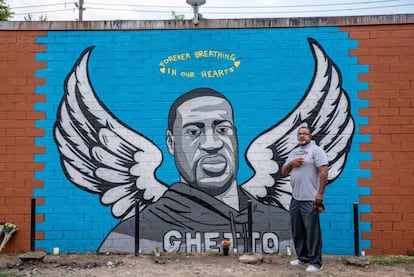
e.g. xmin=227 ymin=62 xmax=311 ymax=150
xmin=52 ymin=37 xmax=354 ymax=254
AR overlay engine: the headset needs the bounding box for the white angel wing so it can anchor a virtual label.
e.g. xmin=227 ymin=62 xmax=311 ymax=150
xmin=54 ymin=46 xmax=168 ymax=221
xmin=242 ymin=38 xmax=355 ymax=211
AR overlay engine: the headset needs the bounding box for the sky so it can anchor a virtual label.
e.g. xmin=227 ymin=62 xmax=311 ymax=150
xmin=7 ymin=0 xmax=414 ymax=21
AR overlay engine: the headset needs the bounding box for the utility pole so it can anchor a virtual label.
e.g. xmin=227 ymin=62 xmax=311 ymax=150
xmin=74 ymin=0 xmax=85 ymax=21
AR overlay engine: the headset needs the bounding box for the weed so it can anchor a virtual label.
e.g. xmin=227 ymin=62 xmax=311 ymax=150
xmin=0 ymin=271 xmax=15 ymax=277
xmin=371 ymin=255 xmax=414 ymax=266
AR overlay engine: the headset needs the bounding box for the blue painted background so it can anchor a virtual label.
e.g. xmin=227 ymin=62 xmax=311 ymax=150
xmin=34 ymin=27 xmax=370 ymax=254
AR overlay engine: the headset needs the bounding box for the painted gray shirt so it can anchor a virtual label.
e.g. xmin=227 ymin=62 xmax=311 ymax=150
xmin=285 ymin=141 xmax=328 ymax=201
xmin=98 ymin=182 xmax=292 ymax=254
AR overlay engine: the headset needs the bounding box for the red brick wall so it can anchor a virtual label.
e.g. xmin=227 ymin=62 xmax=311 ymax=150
xmin=0 ymin=20 xmax=413 ymax=255
xmin=0 ymin=31 xmax=46 ymax=253
xmin=343 ymin=25 xmax=414 ymax=255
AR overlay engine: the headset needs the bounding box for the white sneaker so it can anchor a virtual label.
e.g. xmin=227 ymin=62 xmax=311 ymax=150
xmin=306 ymin=264 xmax=323 ymax=273
xmin=289 ymin=259 xmax=304 ymax=266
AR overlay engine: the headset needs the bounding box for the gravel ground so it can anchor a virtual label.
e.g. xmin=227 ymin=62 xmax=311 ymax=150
xmin=0 ymin=252 xmax=413 ymax=277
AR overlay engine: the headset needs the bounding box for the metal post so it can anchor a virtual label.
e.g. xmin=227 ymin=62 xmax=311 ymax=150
xmin=247 ymin=200 xmax=252 ymax=254
xmin=30 ymin=198 xmax=36 ymax=251
xmin=135 ymin=201 xmax=140 ymax=256
xmin=353 ymin=202 xmax=360 ymax=256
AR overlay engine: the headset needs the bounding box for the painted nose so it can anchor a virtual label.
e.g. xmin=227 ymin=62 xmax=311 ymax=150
xmin=199 ymin=129 xmax=223 ymax=152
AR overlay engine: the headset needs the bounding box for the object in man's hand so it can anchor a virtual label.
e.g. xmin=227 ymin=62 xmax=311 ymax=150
xmin=313 ymin=201 xmax=325 ymax=212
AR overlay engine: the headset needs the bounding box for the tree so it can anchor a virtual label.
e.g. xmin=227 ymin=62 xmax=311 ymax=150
xmin=0 ymin=0 xmax=13 ymax=21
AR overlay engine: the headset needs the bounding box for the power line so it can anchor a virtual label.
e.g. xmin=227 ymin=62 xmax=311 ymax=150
xmin=13 ymin=8 xmax=74 ymax=16
xmin=10 ymin=3 xmax=69 ymax=9
xmin=200 ymin=4 xmax=414 ymax=14
xmin=86 ymin=0 xmax=407 ymax=9
xmin=84 ymin=7 xmax=176 ymax=14
xmin=11 ymin=0 xmax=409 ymax=10
xmin=81 ymin=3 xmax=414 ymax=15
xmin=207 ymin=0 xmax=411 ymax=9
xmin=9 ymin=0 xmax=414 ymax=19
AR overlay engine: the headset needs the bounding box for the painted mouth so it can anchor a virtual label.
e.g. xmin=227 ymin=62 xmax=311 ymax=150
xmin=199 ymin=156 xmax=227 ymax=177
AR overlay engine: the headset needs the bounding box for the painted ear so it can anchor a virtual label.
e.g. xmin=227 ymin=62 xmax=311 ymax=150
xmin=241 ymin=38 xmax=355 ymax=210
xmin=166 ymin=129 xmax=175 ymax=155
xmin=54 ymin=47 xmax=168 ymax=220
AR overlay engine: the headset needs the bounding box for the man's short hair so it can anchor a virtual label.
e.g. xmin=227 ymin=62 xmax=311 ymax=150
xmin=298 ymin=126 xmax=312 ymax=134
xmin=167 ymin=88 xmax=232 ymax=132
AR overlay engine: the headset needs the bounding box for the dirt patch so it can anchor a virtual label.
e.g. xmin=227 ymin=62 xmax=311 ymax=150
xmin=1 ymin=253 xmax=413 ymax=277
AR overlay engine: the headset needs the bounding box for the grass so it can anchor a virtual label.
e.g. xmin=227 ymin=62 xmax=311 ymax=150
xmin=0 ymin=271 xmax=14 ymax=277
xmin=371 ymin=255 xmax=414 ymax=266
xmin=340 ymin=255 xmax=414 ymax=267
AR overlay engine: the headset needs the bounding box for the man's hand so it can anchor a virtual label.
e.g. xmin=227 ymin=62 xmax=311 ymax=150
xmin=313 ymin=195 xmax=325 ymax=212
xmin=282 ymin=157 xmax=304 ymax=175
xmin=290 ymin=157 xmax=305 ymax=168
xmin=315 ymin=192 xmax=324 ymax=202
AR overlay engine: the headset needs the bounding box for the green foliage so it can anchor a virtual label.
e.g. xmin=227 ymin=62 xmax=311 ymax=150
xmin=0 ymin=271 xmax=15 ymax=277
xmin=23 ymin=13 xmax=33 ymax=21
xmin=171 ymin=11 xmax=185 ymax=20
xmin=371 ymin=255 xmax=414 ymax=266
xmin=24 ymin=13 xmax=48 ymax=21
xmin=0 ymin=0 xmax=14 ymax=21
xmin=38 ymin=15 xmax=48 ymax=21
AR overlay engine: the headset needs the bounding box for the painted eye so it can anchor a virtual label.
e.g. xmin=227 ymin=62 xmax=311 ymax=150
xmin=184 ymin=126 xmax=201 ymax=137
xmin=216 ymin=125 xmax=234 ymax=136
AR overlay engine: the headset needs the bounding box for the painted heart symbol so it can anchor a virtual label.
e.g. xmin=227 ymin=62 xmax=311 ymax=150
xmin=160 ymin=67 xmax=166 ymax=74
xmin=234 ymin=61 xmax=241 ymax=68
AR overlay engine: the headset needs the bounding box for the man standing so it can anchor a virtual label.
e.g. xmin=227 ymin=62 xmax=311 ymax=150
xmin=282 ymin=126 xmax=328 ymax=273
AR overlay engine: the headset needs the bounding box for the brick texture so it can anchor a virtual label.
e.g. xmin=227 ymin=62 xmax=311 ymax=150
xmin=0 ymin=21 xmax=413 ymax=256
xmin=0 ymin=31 xmax=46 ymax=253
xmin=343 ymin=25 xmax=414 ymax=255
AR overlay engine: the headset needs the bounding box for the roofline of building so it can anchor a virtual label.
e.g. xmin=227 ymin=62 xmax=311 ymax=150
xmin=1 ymin=14 xmax=413 ymax=30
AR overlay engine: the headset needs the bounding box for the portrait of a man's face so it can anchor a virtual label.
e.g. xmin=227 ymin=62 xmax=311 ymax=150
xmin=166 ymin=90 xmax=239 ymax=196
